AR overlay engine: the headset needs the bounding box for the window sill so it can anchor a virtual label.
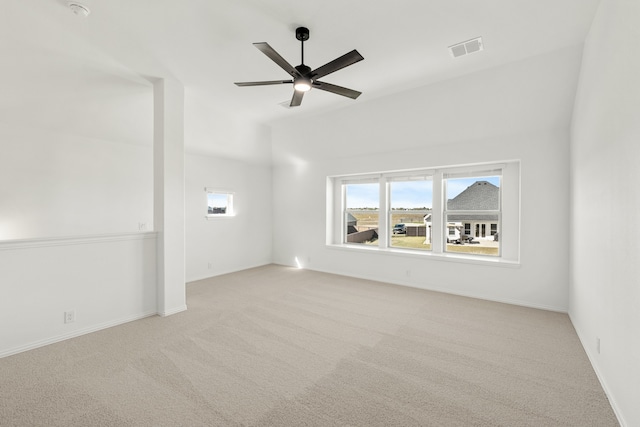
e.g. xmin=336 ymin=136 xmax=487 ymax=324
xmin=326 ymin=243 xmax=520 ymax=268
xmin=205 ymin=215 xmax=235 ymax=220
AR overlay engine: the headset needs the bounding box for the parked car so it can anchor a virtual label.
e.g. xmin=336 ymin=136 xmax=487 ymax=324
xmin=392 ymin=223 xmax=406 ymax=234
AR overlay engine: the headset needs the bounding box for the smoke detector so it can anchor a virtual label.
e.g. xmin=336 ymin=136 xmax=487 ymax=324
xmin=449 ymin=37 xmax=483 ymax=58
xmin=68 ymin=2 xmax=90 ymax=17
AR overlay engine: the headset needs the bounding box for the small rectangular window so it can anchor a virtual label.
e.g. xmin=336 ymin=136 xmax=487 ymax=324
xmin=205 ymin=189 xmax=234 ymax=217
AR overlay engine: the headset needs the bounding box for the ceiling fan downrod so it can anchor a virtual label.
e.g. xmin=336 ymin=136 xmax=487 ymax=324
xmin=296 ymin=27 xmax=310 ymax=65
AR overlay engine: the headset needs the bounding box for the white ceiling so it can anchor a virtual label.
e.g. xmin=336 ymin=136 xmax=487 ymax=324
xmin=0 ymin=0 xmax=601 ymax=150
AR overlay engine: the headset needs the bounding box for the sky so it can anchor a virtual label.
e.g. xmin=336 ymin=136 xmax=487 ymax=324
xmin=390 ymin=181 xmax=432 ymax=209
xmin=207 ymin=193 xmax=228 ymax=208
xmin=345 ymin=177 xmax=500 ymax=209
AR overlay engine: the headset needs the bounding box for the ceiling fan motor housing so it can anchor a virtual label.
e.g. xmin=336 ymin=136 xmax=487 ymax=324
xmin=296 ymin=27 xmax=310 ymax=41
xmin=295 ymin=64 xmax=312 ymax=77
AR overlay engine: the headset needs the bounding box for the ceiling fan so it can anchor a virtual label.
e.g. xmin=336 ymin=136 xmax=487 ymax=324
xmin=234 ymin=27 xmax=364 ymax=107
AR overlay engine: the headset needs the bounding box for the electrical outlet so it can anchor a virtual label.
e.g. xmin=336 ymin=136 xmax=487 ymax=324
xmin=596 ymin=337 xmax=601 ymax=354
xmin=406 ymin=270 xmax=411 ymax=277
xmin=208 ymin=262 xmax=213 ymax=269
xmin=64 ymin=310 xmax=75 ymax=324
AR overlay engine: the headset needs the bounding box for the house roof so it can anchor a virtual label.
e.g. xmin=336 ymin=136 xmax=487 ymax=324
xmin=347 ymin=213 xmax=357 ymax=225
xmin=448 ymin=214 xmax=499 ymax=222
xmin=423 ymin=181 xmax=500 ymax=223
xmin=447 ymin=181 xmax=499 ymax=211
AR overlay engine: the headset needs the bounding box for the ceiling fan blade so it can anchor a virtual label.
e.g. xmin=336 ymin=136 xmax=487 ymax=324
xmin=253 ymin=42 xmax=300 ymax=77
xmin=311 ymin=50 xmax=364 ymax=80
xmin=290 ymin=90 xmax=304 ymax=107
xmin=312 ymin=81 xmax=361 ymax=99
xmin=235 ymin=80 xmax=292 ymax=87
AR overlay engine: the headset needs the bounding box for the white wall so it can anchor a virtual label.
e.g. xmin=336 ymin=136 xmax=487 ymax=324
xmin=0 ymin=233 xmax=157 ymax=358
xmin=570 ymin=0 xmax=640 ymax=425
xmin=0 ymin=123 xmax=153 ymax=240
xmin=0 ymin=103 xmax=157 ymax=359
xmin=271 ymin=46 xmax=582 ymax=311
xmin=185 ymin=152 xmax=273 ymax=282
xmin=0 ymin=0 xmax=276 ymax=357
xmin=0 ymin=3 xmax=155 ymax=241
xmin=0 ymin=19 xmax=159 ymax=355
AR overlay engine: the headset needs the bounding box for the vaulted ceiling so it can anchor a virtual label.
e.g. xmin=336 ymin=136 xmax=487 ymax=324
xmin=0 ymin=0 xmax=601 ymax=157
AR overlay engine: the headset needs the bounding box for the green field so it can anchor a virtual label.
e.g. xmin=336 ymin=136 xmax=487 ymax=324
xmin=390 ymin=213 xmax=427 ymax=225
xmin=390 ymin=235 xmax=431 ymax=250
xmin=387 ymin=235 xmax=499 ymax=255
xmin=445 ymin=245 xmax=499 ymax=256
xmin=350 ymin=212 xmax=379 ymax=228
xmin=351 ymin=212 xmax=426 ymax=229
xmin=351 ymin=212 xmax=498 ymax=256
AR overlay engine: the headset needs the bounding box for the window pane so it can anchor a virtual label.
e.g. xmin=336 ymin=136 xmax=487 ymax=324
xmin=345 ymin=183 xmax=379 ymax=246
xmin=207 ymin=193 xmax=230 ymax=215
xmin=389 ymin=180 xmax=432 ymax=251
xmin=446 ymin=177 xmax=500 ymax=210
xmin=445 ymin=214 xmax=500 ymax=256
xmin=445 ymin=176 xmax=500 ymax=256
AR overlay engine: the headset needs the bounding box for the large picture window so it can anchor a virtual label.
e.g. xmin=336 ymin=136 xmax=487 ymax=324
xmin=328 ymin=162 xmax=519 ymax=263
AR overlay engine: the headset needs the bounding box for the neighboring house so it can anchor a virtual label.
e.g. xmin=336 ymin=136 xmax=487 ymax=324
xmin=346 ymin=212 xmax=358 ymax=234
xmin=424 ymin=181 xmax=499 ymax=242
xmin=345 ymin=212 xmax=379 ymax=243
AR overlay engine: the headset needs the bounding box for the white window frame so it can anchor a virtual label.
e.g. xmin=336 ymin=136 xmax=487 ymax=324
xmin=341 ymin=177 xmax=381 ymax=245
xmin=205 ymin=188 xmax=234 ymax=218
xmin=327 ymin=161 xmax=520 ymax=264
xmin=387 ymin=175 xmax=433 ymax=252
xmin=443 ymin=170 xmax=502 ymax=257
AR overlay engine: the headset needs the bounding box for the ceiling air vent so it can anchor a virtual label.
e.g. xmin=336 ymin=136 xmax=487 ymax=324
xmin=449 ymin=37 xmax=483 ymax=58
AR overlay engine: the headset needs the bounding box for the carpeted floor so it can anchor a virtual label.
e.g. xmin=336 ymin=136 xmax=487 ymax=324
xmin=0 ymin=265 xmax=618 ymax=426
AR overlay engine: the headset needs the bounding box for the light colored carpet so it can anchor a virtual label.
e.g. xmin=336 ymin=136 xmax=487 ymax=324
xmin=0 ymin=265 xmax=618 ymax=426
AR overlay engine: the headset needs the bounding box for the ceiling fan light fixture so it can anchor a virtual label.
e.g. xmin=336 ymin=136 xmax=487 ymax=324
xmin=293 ymin=78 xmax=312 ymax=92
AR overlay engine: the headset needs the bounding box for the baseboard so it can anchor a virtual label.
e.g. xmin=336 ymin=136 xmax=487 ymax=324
xmin=0 ymin=310 xmax=158 ymax=359
xmin=158 ymin=304 xmax=188 ymax=317
xmin=291 ymin=263 xmax=568 ymax=313
xmin=569 ymin=315 xmax=627 ymax=427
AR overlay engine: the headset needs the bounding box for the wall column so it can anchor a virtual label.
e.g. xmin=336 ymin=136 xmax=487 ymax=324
xmin=153 ymin=78 xmax=186 ymax=316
